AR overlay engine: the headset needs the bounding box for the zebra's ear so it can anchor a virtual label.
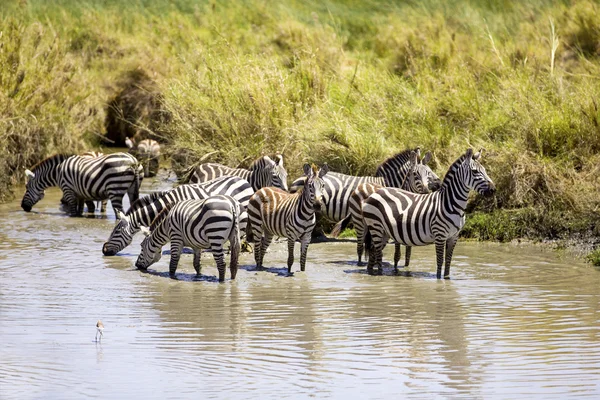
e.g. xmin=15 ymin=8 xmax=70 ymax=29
xmin=117 ymin=210 xmax=127 ymax=221
xmin=318 ymin=163 xmax=329 ymax=178
xmin=409 ymin=151 xmax=418 ymax=167
xmin=421 ymin=151 xmax=433 ymax=165
xmin=275 ymin=154 xmax=283 ymax=167
xmin=473 ymin=148 xmax=483 ymax=161
xmin=25 ymin=169 xmax=35 ymax=179
xmin=465 ymin=148 xmax=474 ymax=162
xmin=140 ymin=226 xmax=151 ymax=237
xmin=125 ymin=137 xmax=134 ymax=149
xmin=303 ymin=163 xmax=312 ymax=176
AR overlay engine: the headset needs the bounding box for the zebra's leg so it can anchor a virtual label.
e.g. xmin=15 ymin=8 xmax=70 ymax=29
xmin=299 ymin=236 xmax=310 ymax=272
xmin=355 ymin=219 xmax=365 ymax=265
xmin=229 ymin=237 xmax=240 ymax=281
xmin=86 ymin=201 xmax=96 ymax=213
xmin=108 ymin=193 xmax=125 ymax=217
xmin=287 ymin=238 xmax=295 ymax=274
xmin=435 ymin=239 xmax=445 ymax=279
xmin=404 ymin=246 xmax=412 ymax=267
xmin=393 ymin=243 xmax=401 ymax=270
xmin=211 ymin=247 xmax=226 ymax=282
xmin=193 ymin=249 xmax=202 ymax=275
xmin=77 ymin=199 xmax=85 ymax=216
xmin=258 ymin=233 xmax=273 ymax=269
xmin=169 ymin=240 xmax=183 ymax=277
xmin=444 ymin=235 xmax=459 ymax=279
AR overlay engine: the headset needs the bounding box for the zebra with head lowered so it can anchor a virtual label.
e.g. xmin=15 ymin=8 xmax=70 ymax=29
xmin=60 ymin=151 xmax=108 ymax=213
xmin=126 ymin=138 xmax=161 ymax=177
xmin=136 ymin=196 xmax=242 ymax=282
xmin=290 ymin=148 xmax=441 ymax=226
xmin=183 ymin=155 xmax=288 ymax=192
xmin=363 ymin=148 xmax=496 ymax=279
xmin=331 ymin=149 xmax=439 ymax=267
xmin=247 ymin=164 xmax=328 ymax=274
xmin=102 ymin=176 xmax=253 ymax=255
xmin=22 ymin=153 xmax=143 ymax=216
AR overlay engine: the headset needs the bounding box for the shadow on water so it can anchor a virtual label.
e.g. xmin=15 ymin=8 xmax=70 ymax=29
xmin=239 ymin=264 xmax=295 ymax=277
xmin=139 ymin=268 xmax=222 ymax=282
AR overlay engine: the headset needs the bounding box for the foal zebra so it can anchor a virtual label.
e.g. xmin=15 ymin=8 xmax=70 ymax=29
xmin=183 ymin=155 xmax=288 ymax=192
xmin=126 ymin=138 xmax=161 ymax=177
xmin=363 ymin=149 xmax=496 ymax=278
xmin=290 ymin=148 xmax=441 ymax=224
xmin=102 ymin=176 xmax=253 ymax=255
xmin=247 ymin=164 xmax=328 ymax=273
xmin=136 ymin=196 xmax=241 ymax=281
xmin=331 ymin=149 xmax=440 ymax=266
xmin=22 ymin=153 xmax=143 ymax=216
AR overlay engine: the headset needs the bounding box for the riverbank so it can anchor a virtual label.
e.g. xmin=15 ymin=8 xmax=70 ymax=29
xmin=1 ymin=0 xmax=598 ymax=263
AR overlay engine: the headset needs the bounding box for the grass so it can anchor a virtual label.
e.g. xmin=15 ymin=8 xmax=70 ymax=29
xmin=1 ymin=0 xmax=599 ymax=258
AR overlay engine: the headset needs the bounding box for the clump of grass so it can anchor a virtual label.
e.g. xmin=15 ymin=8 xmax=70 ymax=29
xmin=586 ymin=249 xmax=600 ymax=267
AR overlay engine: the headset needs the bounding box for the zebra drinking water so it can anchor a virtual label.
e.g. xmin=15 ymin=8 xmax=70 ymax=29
xmin=331 ymin=149 xmax=440 ymax=266
xmin=183 ymin=155 xmax=288 ymax=192
xmin=126 ymin=138 xmax=161 ymax=177
xmin=289 ymin=148 xmax=441 ymax=225
xmin=22 ymin=153 xmax=143 ymax=216
xmin=135 ymin=196 xmax=242 ymax=282
xmin=362 ymin=148 xmax=496 ymax=278
xmin=247 ymin=164 xmax=328 ymax=274
xmin=102 ymin=176 xmax=253 ymax=255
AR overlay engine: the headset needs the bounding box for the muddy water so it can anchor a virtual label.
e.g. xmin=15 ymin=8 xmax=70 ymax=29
xmin=1 ymin=172 xmax=599 ymax=400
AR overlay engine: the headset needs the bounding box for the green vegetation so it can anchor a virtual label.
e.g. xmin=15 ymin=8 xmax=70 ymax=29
xmin=586 ymin=248 xmax=600 ymax=266
xmin=1 ymin=0 xmax=599 ymax=256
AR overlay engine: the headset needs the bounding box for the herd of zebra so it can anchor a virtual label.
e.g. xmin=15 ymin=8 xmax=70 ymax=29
xmin=21 ymin=145 xmax=495 ymax=281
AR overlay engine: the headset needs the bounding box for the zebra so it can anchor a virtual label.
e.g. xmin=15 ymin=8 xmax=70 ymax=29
xmin=135 ymin=195 xmax=241 ymax=282
xmin=22 ymin=152 xmax=143 ymax=216
xmin=66 ymin=151 xmax=108 ymax=213
xmin=126 ymin=138 xmax=161 ymax=177
xmin=102 ymin=176 xmax=253 ymax=255
xmin=247 ymin=163 xmax=329 ymax=274
xmin=331 ymin=149 xmax=440 ymax=266
xmin=289 ymin=148 xmax=441 ymax=226
xmin=183 ymin=155 xmax=288 ymax=192
xmin=362 ymin=148 xmax=496 ymax=279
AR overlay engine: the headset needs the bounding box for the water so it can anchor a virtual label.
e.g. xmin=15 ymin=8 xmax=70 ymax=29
xmin=1 ymin=171 xmax=599 ymax=399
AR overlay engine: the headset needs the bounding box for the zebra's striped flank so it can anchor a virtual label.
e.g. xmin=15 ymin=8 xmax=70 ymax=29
xmin=362 ymin=148 xmax=496 ymax=278
xmin=135 ymin=195 xmax=241 ymax=281
xmin=22 ymin=152 xmax=143 ymax=216
xmin=102 ymin=176 xmax=252 ymax=255
xmin=183 ymin=155 xmax=288 ymax=192
xmin=247 ymin=163 xmax=328 ymax=273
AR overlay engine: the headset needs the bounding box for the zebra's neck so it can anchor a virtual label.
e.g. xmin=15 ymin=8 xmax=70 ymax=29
xmin=295 ymin=187 xmax=315 ymax=222
xmin=149 ymin=218 xmax=170 ymax=252
xmin=439 ymin=163 xmax=470 ymax=216
xmin=35 ymin=161 xmax=61 ymax=190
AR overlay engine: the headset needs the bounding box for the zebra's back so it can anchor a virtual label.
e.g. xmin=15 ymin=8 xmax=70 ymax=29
xmin=188 ymin=163 xmax=251 ymax=184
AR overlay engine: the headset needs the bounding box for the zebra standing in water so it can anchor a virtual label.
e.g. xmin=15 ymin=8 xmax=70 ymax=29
xmin=363 ymin=149 xmax=496 ymax=278
xmin=60 ymin=151 xmax=108 ymax=213
xmin=102 ymin=176 xmax=253 ymax=255
xmin=136 ymin=196 xmax=242 ymax=281
xmin=22 ymin=153 xmax=143 ymax=216
xmin=183 ymin=155 xmax=288 ymax=192
xmin=290 ymin=148 xmax=441 ymax=225
xmin=331 ymin=149 xmax=440 ymax=267
xmin=247 ymin=164 xmax=328 ymax=274
xmin=126 ymin=138 xmax=161 ymax=177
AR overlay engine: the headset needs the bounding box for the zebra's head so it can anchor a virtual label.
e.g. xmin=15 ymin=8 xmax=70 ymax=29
xmin=102 ymin=211 xmax=137 ymax=256
xmin=21 ymin=169 xmax=43 ymax=212
xmin=302 ymin=163 xmax=329 ymax=207
xmin=135 ymin=226 xmax=162 ymax=270
xmin=406 ymin=151 xmax=442 ymax=194
xmin=272 ymin=154 xmax=289 ymax=191
xmin=462 ymin=148 xmax=496 ymax=197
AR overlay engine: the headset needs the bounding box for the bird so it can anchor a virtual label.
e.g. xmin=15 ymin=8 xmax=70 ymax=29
xmin=95 ymin=320 xmax=104 ymax=342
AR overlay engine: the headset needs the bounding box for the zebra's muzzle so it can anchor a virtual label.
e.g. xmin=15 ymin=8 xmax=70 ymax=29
xmin=102 ymin=244 xmax=117 ymax=256
xmin=21 ymin=202 xmax=32 ymax=212
xmin=482 ymin=183 xmax=496 ymax=197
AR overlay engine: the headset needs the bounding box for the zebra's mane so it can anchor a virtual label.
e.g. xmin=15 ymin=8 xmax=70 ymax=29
xmin=127 ymin=191 xmax=167 ymax=216
xmin=441 ymin=152 xmax=469 ymax=184
xmin=149 ymin=202 xmax=174 ymax=231
xmin=377 ymin=148 xmax=419 ymax=170
xmin=249 ymin=156 xmax=274 ymax=171
xmin=30 ymin=154 xmax=73 ymax=172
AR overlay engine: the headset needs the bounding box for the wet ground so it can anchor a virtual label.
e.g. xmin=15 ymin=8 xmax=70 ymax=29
xmin=1 ymin=170 xmax=599 ymax=399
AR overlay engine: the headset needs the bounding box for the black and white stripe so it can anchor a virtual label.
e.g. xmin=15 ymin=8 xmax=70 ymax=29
xmin=135 ymin=195 xmax=241 ymax=281
xmin=247 ymin=164 xmax=328 ymax=273
xmin=331 ymin=150 xmax=442 ymax=266
xmin=290 ymin=149 xmax=441 ymax=224
xmin=184 ymin=155 xmax=288 ymax=192
xmin=102 ymin=176 xmax=253 ymax=255
xmin=126 ymin=138 xmax=161 ymax=177
xmin=22 ymin=152 xmax=143 ymax=216
xmin=362 ymin=149 xmax=496 ymax=278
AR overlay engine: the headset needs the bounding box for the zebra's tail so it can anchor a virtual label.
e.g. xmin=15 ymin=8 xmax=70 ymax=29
xmin=364 ymin=227 xmax=373 ymax=251
xmin=330 ymin=214 xmax=352 ymax=238
xmin=229 ymin=203 xmax=241 ymax=274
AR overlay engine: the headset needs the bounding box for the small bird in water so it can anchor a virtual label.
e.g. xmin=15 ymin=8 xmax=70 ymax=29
xmin=95 ymin=320 xmax=104 ymax=342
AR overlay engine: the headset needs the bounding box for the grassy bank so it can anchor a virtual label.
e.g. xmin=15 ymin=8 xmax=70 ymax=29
xmin=1 ymin=0 xmax=599 ymax=260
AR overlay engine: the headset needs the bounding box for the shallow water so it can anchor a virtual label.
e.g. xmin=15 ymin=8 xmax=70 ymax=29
xmin=1 ymin=171 xmax=599 ymax=399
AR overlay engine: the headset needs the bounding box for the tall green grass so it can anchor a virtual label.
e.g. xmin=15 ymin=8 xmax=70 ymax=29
xmin=1 ymin=0 xmax=599 ymax=248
